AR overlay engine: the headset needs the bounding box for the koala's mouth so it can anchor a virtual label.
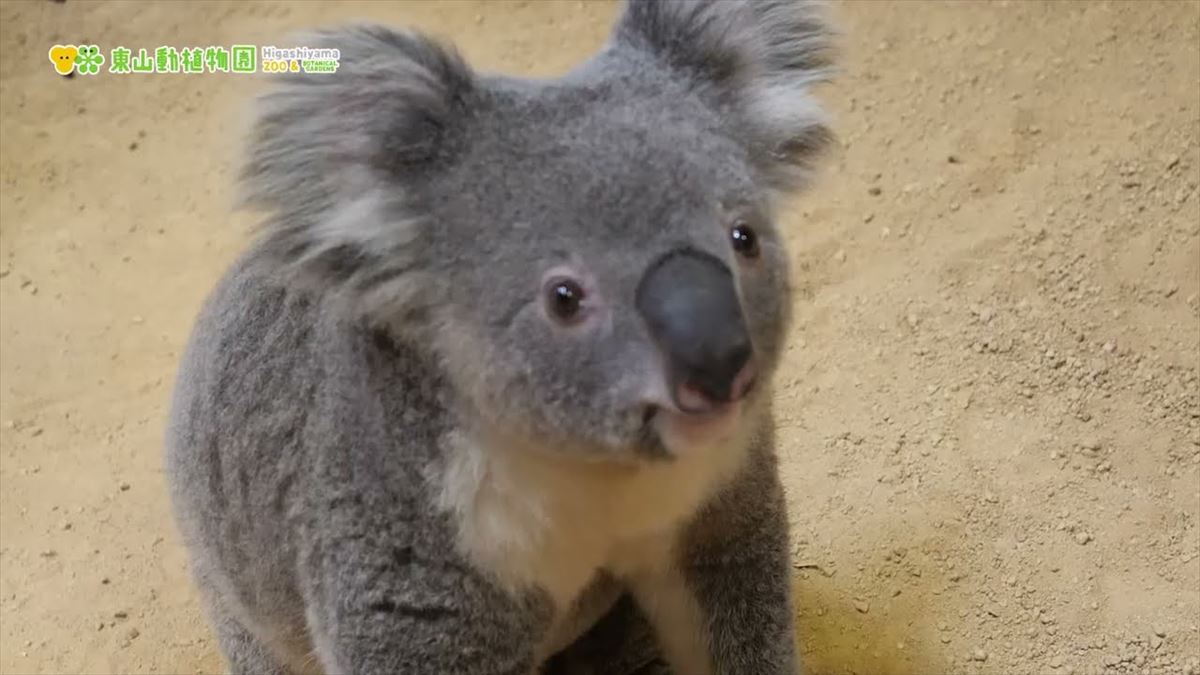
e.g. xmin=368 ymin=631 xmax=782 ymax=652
xmin=642 ymin=401 xmax=745 ymax=457
xmin=636 ymin=379 xmax=756 ymax=457
xmin=630 ymin=357 xmax=760 ymax=457
xmin=674 ymin=364 xmax=758 ymax=415
xmin=641 ymin=362 xmax=758 ymax=421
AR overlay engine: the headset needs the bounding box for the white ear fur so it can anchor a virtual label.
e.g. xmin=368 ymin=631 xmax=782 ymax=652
xmin=239 ymin=24 xmax=474 ymax=294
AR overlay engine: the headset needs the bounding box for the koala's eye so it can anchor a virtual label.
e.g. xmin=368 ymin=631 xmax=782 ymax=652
xmin=545 ymin=278 xmax=585 ymax=324
xmin=730 ymin=221 xmax=760 ymax=259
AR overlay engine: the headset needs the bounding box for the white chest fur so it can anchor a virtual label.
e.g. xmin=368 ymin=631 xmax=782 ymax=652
xmin=432 ymin=430 xmax=749 ymax=614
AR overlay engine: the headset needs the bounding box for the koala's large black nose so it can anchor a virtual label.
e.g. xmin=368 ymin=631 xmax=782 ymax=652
xmin=636 ymin=249 xmax=755 ymax=411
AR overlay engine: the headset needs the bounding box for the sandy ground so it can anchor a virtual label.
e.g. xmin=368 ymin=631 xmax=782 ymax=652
xmin=1 ymin=1 xmax=1198 ymax=674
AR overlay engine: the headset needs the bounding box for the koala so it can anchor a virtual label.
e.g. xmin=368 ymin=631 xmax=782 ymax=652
xmin=164 ymin=1 xmax=836 ymax=674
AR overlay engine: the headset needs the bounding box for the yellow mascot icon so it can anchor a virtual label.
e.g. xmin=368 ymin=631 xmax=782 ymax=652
xmin=49 ymin=45 xmax=78 ymax=75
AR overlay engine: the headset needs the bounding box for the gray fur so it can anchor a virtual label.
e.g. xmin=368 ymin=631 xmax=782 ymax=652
xmin=166 ymin=1 xmax=835 ymax=673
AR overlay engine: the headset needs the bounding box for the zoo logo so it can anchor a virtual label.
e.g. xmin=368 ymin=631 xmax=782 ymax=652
xmin=49 ymin=44 xmax=339 ymax=76
xmin=107 ymin=46 xmax=258 ymax=74
xmin=260 ymin=46 xmax=341 ymax=74
xmin=49 ymin=44 xmax=103 ymax=76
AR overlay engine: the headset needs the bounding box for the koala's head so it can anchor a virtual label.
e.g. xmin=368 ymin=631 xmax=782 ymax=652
xmin=241 ymin=0 xmax=835 ymax=460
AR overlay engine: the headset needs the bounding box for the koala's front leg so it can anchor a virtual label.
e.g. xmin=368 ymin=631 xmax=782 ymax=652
xmin=633 ymin=439 xmax=798 ymax=675
xmin=301 ymin=535 xmax=551 ymax=675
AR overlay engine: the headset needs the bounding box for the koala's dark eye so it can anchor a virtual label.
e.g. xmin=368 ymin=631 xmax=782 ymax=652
xmin=730 ymin=222 xmax=760 ymax=259
xmin=545 ymin=278 xmax=585 ymax=324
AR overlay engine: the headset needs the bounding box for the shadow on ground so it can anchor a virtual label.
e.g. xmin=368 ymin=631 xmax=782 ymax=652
xmin=793 ymin=565 xmax=956 ymax=675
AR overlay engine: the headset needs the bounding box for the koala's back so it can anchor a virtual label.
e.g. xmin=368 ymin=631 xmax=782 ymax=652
xmin=164 ymin=247 xmax=450 ymax=664
xmin=164 ymin=249 xmax=319 ymax=652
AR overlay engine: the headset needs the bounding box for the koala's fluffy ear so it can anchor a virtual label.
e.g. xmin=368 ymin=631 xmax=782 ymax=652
xmin=613 ymin=0 xmax=836 ymax=192
xmin=239 ymin=25 xmax=473 ymax=298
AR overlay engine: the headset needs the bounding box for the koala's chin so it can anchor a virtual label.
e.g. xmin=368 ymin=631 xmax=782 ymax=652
xmin=653 ymin=406 xmax=743 ymax=456
xmin=639 ymin=388 xmax=767 ymax=461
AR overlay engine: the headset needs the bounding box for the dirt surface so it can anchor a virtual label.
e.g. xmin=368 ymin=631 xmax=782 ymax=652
xmin=1 ymin=1 xmax=1198 ymax=674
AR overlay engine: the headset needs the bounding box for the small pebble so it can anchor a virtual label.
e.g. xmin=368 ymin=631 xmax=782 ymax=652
xmin=854 ymin=599 xmax=870 ymax=614
xmin=1075 ymin=531 xmax=1093 ymax=545
xmin=972 ymin=649 xmax=988 ymax=662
